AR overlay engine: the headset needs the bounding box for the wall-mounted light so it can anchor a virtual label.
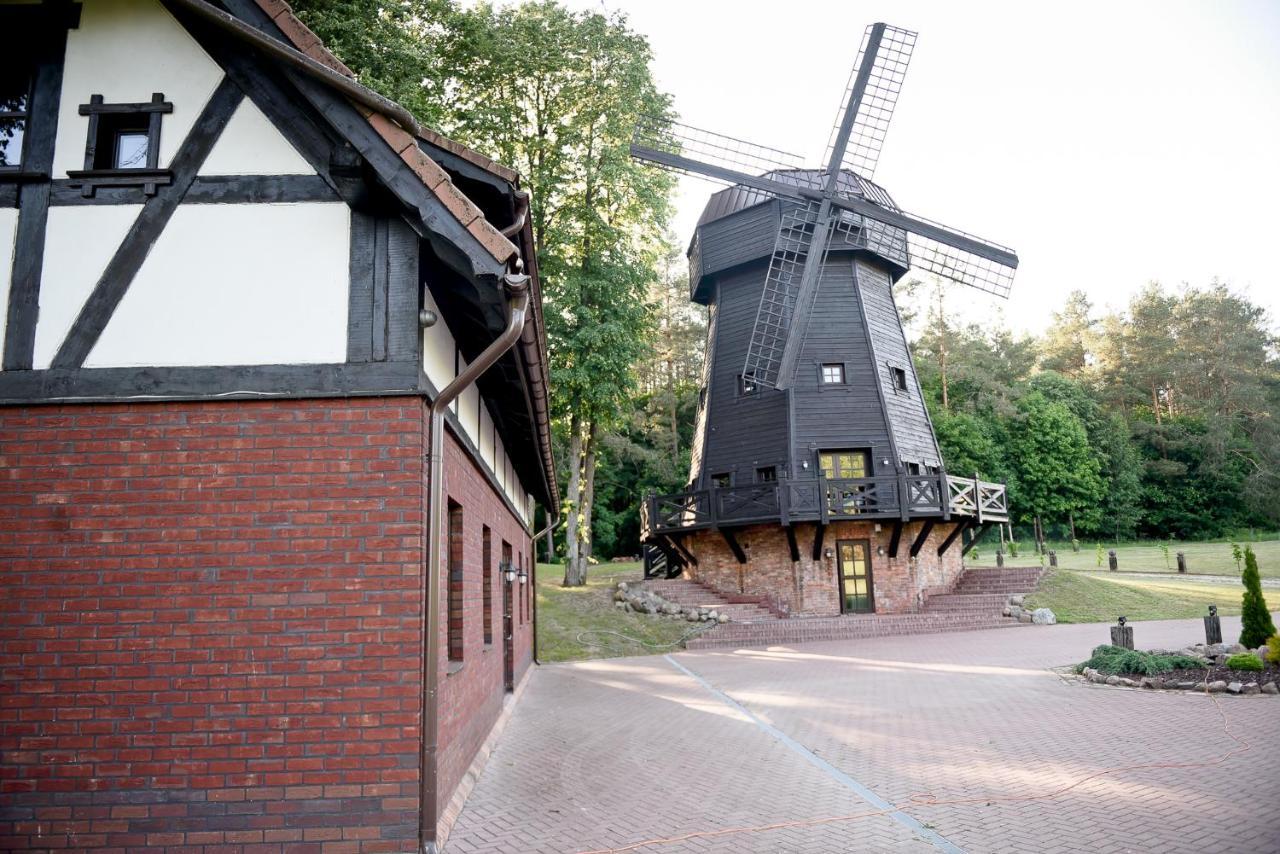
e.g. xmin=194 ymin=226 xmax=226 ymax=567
xmin=502 ymin=562 xmax=516 ymax=583
xmin=877 ymin=546 xmax=885 ymax=556
xmin=824 ymin=547 xmax=834 ymax=559
xmin=419 ymin=308 xmax=438 ymax=328
xmin=517 ymin=569 xmax=528 ymax=585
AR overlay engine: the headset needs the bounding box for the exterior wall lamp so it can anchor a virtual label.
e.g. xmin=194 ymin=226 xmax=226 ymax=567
xmin=502 ymin=562 xmax=516 ymax=583
xmin=517 ymin=569 xmax=528 ymax=585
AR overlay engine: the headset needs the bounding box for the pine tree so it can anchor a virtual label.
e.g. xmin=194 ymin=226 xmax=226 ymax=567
xmin=1239 ymin=546 xmax=1277 ymax=648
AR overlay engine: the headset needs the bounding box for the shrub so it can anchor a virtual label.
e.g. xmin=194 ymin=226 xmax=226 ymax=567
xmin=1267 ymin=635 xmax=1280 ymax=666
xmin=1239 ymin=546 xmax=1277 ymax=648
xmin=1095 ymin=542 xmax=1104 ymax=568
xmin=1078 ymin=644 xmax=1205 ymax=676
xmin=1225 ymin=653 xmax=1264 ymax=671
xmin=1009 ymin=540 xmax=1019 ymax=558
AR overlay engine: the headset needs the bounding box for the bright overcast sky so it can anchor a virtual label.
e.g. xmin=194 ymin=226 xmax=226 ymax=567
xmin=560 ymin=0 xmax=1280 ymax=334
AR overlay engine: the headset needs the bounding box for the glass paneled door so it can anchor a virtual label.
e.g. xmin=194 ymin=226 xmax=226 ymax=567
xmin=837 ymin=539 xmax=874 ymax=614
xmin=819 ymin=450 xmax=872 ymax=515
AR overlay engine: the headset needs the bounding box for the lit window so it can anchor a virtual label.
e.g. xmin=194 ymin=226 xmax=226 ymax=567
xmin=821 ymin=363 xmax=845 ymax=384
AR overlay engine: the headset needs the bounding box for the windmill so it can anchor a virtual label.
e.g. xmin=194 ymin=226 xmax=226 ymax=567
xmin=634 ymin=23 xmax=1015 ymax=605
xmin=632 ymin=22 xmax=1018 ymax=391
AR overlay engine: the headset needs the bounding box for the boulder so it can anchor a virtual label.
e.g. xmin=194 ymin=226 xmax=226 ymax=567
xmin=718 ymin=614 xmax=729 ymax=624
xmin=1002 ymin=606 xmax=1012 ymax=617
xmin=1261 ymin=682 xmax=1278 ymax=695
xmin=1225 ymin=681 xmax=1243 ymax=694
xmin=1118 ymin=677 xmax=1138 ymax=688
xmin=1208 ymin=681 xmax=1227 ymax=693
xmin=617 ymin=581 xmax=628 ymax=590
xmin=1243 ymin=683 xmax=1260 ymax=695
xmin=1018 ymin=612 xmax=1033 ymax=623
xmin=1031 ymin=608 xmax=1057 ymax=625
xmin=686 ymin=611 xmax=699 ymax=622
xmin=1105 ymin=675 xmax=1120 ymax=686
xmin=1009 ymin=594 xmax=1025 ymax=606
xmin=1008 ymin=606 xmax=1023 ymax=619
xmin=615 ymin=601 xmax=626 ymax=610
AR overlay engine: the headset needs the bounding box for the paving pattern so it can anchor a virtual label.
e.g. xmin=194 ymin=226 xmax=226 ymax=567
xmin=446 ymin=616 xmax=1280 ymax=854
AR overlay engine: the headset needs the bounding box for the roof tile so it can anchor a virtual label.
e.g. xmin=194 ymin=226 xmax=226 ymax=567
xmin=401 ymin=145 xmax=450 ymax=191
xmin=433 ymin=178 xmax=483 ymax=228
xmin=467 ymin=219 xmax=519 ymax=265
xmin=368 ymin=112 xmax=415 ymax=155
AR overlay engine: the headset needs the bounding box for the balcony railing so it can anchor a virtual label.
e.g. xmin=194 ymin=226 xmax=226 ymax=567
xmin=641 ymin=473 xmax=1007 ymax=539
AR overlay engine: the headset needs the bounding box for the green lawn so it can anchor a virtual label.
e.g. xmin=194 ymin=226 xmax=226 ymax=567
xmin=535 ymin=561 xmax=697 ymax=662
xmin=1023 ymin=537 xmax=1280 ymax=578
xmin=1023 ymin=569 xmax=1252 ymax=624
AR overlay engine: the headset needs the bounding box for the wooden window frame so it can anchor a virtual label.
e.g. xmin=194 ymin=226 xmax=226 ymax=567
xmin=0 ymin=45 xmax=34 ymax=173
xmin=888 ymin=363 xmax=910 ymax=394
xmin=482 ymin=525 xmax=493 ymax=647
xmin=755 ymin=465 xmax=777 ymax=483
xmin=710 ymin=471 xmax=733 ymax=489
xmin=819 ymin=362 xmax=846 ymax=385
xmin=447 ymin=500 xmax=465 ymax=664
xmin=66 ymin=92 xmax=173 ymax=197
xmin=738 ymin=372 xmax=759 ymax=396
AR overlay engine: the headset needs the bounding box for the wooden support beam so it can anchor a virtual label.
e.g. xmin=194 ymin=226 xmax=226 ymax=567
xmin=785 ymin=526 xmax=800 ymax=562
xmin=669 ymin=535 xmax=698 ymax=567
xmin=718 ymin=528 xmax=747 ymax=565
xmin=811 ymin=523 xmax=827 ymax=561
xmin=962 ymin=523 xmax=994 ymax=556
xmin=887 ymin=519 xmax=904 ymax=558
xmin=909 ymin=519 xmax=936 ymax=558
xmin=936 ymin=519 xmax=971 ymax=557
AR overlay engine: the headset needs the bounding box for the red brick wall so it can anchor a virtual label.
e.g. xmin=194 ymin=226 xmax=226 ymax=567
xmin=0 ymin=398 xmax=535 ymax=852
xmin=687 ymin=520 xmax=965 ymax=616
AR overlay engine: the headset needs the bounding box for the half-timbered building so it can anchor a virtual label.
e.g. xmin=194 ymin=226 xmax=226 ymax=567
xmin=0 ymin=1 xmax=554 ymax=850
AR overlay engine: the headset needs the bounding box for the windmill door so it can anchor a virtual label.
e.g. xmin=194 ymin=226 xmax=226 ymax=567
xmin=820 ymin=450 xmax=872 ymax=515
xmin=837 ymin=539 xmax=875 ymax=614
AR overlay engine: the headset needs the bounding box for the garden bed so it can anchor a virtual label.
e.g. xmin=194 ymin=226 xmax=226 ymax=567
xmin=1075 ymin=643 xmax=1278 ymax=695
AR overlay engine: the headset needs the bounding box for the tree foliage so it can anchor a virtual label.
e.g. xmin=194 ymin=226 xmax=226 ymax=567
xmin=1239 ymin=546 xmax=1276 ymax=648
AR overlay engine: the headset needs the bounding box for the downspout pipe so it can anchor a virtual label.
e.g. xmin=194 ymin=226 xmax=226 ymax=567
xmin=529 ymin=507 xmax=561 ymax=664
xmin=421 ymin=273 xmax=530 ymax=854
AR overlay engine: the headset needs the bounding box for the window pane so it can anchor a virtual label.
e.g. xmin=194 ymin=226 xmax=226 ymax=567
xmin=0 ymin=118 xmax=24 ymax=167
xmin=114 ymin=131 xmax=149 ymax=169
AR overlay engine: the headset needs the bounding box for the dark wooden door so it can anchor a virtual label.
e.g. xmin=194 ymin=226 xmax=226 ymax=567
xmin=837 ymin=539 xmax=874 ymax=614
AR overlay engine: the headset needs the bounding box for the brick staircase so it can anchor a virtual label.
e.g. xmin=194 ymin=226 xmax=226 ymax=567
xmin=649 ymin=566 xmax=1044 ymax=651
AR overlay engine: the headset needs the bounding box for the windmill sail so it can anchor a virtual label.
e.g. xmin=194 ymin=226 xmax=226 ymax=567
xmin=822 ymin=24 xmax=917 ymax=180
xmin=742 ymin=201 xmax=822 ymax=388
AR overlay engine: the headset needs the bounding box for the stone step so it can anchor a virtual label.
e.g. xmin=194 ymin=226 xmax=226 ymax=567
xmin=686 ymin=614 xmax=1021 ymax=650
xmin=923 ymin=592 xmax=1010 ymax=612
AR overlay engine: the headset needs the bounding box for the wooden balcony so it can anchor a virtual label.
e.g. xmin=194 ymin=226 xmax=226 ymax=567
xmin=640 ymin=473 xmax=1008 ymax=540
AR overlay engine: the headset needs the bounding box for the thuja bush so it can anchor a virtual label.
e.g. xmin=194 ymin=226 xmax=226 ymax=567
xmin=1225 ymin=653 xmax=1264 ymax=672
xmin=1239 ymin=546 xmax=1277 ymax=648
xmin=1078 ymin=645 xmax=1204 ymax=676
xmin=1267 ymin=635 xmax=1280 ymax=666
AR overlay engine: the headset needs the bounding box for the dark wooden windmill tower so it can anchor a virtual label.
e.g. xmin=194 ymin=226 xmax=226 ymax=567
xmin=635 ymin=23 xmax=1015 ymax=616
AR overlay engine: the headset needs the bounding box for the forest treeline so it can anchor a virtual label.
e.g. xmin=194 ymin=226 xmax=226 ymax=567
xmin=293 ymin=0 xmax=1277 ymax=566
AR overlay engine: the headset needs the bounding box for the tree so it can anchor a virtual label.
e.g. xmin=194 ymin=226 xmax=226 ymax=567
xmin=1239 ymin=546 xmax=1276 ymax=648
xmin=1006 ymin=392 xmax=1104 ymax=544
xmin=1039 ymin=290 xmax=1095 ymax=379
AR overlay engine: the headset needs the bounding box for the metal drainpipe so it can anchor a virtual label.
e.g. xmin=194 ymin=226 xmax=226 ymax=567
xmin=529 ymin=509 xmax=560 ymax=664
xmin=500 ymin=191 xmax=530 ymax=239
xmin=421 ymin=273 xmax=530 ymax=854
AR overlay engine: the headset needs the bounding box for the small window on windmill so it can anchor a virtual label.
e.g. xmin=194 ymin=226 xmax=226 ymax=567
xmin=739 ymin=372 xmax=758 ymax=395
xmin=821 ymin=363 xmax=845 ymax=384
xmin=756 ymin=466 xmax=777 ymax=483
xmin=889 ymin=365 xmax=909 ymax=393
xmin=698 ymin=387 xmax=707 ymax=408
xmin=904 ymin=462 xmax=921 ymax=475
xmin=711 ymin=472 xmax=733 ymax=489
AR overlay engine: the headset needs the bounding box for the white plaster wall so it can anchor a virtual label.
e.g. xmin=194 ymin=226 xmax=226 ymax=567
xmin=479 ymin=407 xmax=494 ymax=468
xmin=53 ymin=0 xmax=225 ymax=178
xmin=199 ymin=99 xmax=314 ymax=176
xmin=459 ymin=382 xmax=479 ymax=446
xmin=421 ymin=287 xmax=456 ymax=392
xmin=87 ymin=202 xmax=349 ymax=367
xmin=0 ymin=208 xmax=17 ymax=357
xmin=34 ymin=205 xmax=143 ymax=369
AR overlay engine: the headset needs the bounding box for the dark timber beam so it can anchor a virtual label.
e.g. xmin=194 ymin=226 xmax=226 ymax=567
xmin=785 ymin=526 xmax=800 ymax=562
xmin=887 ymin=519 xmax=904 ymax=559
xmin=936 ymin=519 xmax=971 ymax=557
xmin=718 ymin=528 xmax=747 ymax=565
xmin=51 ymin=79 xmax=243 ymax=368
xmin=909 ymin=519 xmax=936 ymax=559
xmin=811 ymin=523 xmax=827 ymax=562
xmin=669 ymin=535 xmax=698 ymax=568
xmin=962 ymin=522 xmax=994 ymax=557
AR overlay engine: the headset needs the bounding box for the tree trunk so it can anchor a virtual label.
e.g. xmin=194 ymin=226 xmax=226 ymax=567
xmin=562 ymin=414 xmax=586 ymax=586
xmin=1151 ymin=384 xmax=1162 ymax=424
xmin=581 ymin=422 xmax=598 ymax=565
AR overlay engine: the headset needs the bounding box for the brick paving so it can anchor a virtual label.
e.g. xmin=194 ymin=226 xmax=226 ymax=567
xmin=447 ymin=615 xmax=1280 ymax=854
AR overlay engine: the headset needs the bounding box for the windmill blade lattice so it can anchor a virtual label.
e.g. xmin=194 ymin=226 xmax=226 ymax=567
xmin=742 ymin=201 xmax=823 ymax=388
xmin=823 ymin=24 xmax=917 ymax=180
xmin=898 ymin=211 xmax=1017 ymax=298
xmin=632 ymin=117 xmax=820 ymax=190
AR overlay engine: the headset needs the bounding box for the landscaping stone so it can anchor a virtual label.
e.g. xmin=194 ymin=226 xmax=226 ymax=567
xmin=1262 ymin=682 xmax=1278 ymax=695
xmin=1208 ymin=681 xmax=1227 ymax=692
xmin=1031 ymin=607 xmax=1057 ymax=625
xmin=1009 ymin=594 xmax=1024 ymax=606
xmin=718 ymin=614 xmax=729 ymax=623
xmin=1018 ymin=612 xmax=1033 ymax=623
xmin=1105 ymin=675 xmax=1120 ymax=686
xmin=1243 ymin=683 xmax=1260 ymax=695
xmin=1227 ymin=682 xmax=1244 ymax=694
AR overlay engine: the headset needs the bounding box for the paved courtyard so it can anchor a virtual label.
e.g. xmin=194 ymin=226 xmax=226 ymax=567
xmin=446 ymin=616 xmax=1280 ymax=854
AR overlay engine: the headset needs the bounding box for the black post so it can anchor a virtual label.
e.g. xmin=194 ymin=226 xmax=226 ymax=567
xmin=1048 ymin=549 xmax=1058 ymax=568
xmin=1204 ymin=605 xmax=1222 ymax=644
xmin=996 ymin=549 xmax=1004 ymax=568
xmin=1176 ymin=551 xmax=1187 ymax=574
xmin=1108 ymin=549 xmax=1118 ymax=572
xmin=1110 ymin=616 xmax=1133 ymax=650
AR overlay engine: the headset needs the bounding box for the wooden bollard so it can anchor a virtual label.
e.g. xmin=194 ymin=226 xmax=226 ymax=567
xmin=996 ymin=550 xmax=1004 ymax=567
xmin=1176 ymin=551 xmax=1187 ymax=574
xmin=1108 ymin=549 xmax=1118 ymax=572
xmin=1049 ymin=550 xmax=1058 ymax=568
xmin=1204 ymin=606 xmax=1222 ymax=645
xmin=1110 ymin=620 xmax=1133 ymax=650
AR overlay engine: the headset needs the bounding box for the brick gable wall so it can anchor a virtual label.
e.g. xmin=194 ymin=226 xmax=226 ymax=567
xmin=0 ymin=398 xmax=534 ymax=852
